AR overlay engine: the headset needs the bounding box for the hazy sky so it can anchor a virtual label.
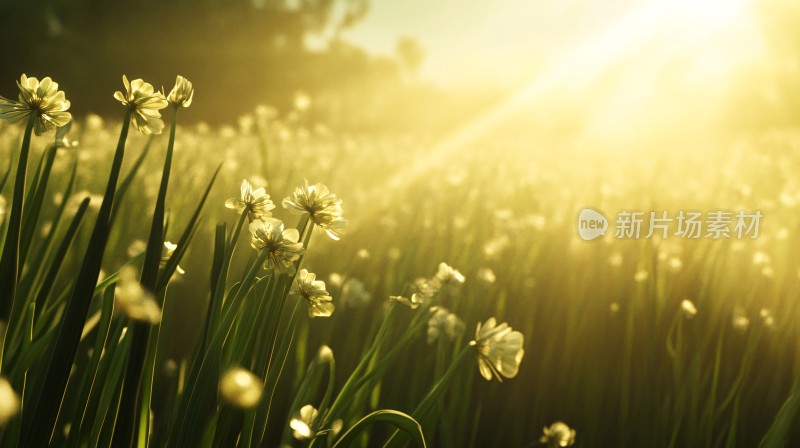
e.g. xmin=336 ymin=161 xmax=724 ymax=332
xmin=342 ymin=0 xmax=642 ymax=87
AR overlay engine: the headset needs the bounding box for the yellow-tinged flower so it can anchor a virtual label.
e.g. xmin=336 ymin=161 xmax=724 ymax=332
xmin=114 ymin=266 xmax=162 ymax=324
xmin=427 ymin=307 xmax=465 ymax=344
xmin=732 ymin=306 xmax=750 ymax=332
xmin=0 ymin=377 xmax=20 ymax=427
xmin=389 ymin=295 xmax=421 ymax=309
xmin=291 ymin=269 xmax=335 ymax=318
xmin=225 ymin=179 xmax=275 ymax=221
xmin=249 ymin=218 xmax=304 ymax=273
xmin=681 ymin=299 xmax=697 ymax=319
xmin=161 ymin=241 xmax=185 ymax=275
xmin=435 ymin=262 xmax=465 ymax=285
xmin=167 ymin=75 xmax=194 ymax=108
xmin=290 ymin=404 xmax=319 ymax=440
xmin=469 ymin=317 xmax=524 ymax=381
xmin=0 ymin=74 xmax=71 ymax=135
xmin=539 ymin=421 xmax=576 ymax=447
xmin=282 ymin=180 xmax=346 ymax=240
xmin=760 ymin=308 xmax=775 ymax=328
xmin=340 ymin=278 xmax=371 ymax=309
xmin=476 ymin=267 xmax=496 ymax=284
xmin=317 ymin=345 xmax=334 ymax=364
xmin=114 ymin=75 xmax=168 ymax=135
xmin=219 ymin=367 xmax=263 ymax=409
xmin=410 ymin=277 xmax=439 ymax=304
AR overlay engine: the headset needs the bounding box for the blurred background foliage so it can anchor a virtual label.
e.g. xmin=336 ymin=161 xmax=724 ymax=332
xmin=0 ymin=0 xmax=502 ymax=131
xmin=2 ymin=0 xmax=800 ymax=132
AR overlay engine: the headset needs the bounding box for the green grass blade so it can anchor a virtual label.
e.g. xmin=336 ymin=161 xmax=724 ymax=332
xmin=19 ymin=143 xmax=57 ymax=264
xmin=17 ymin=159 xmax=79 ymax=307
xmin=0 ymin=152 xmax=12 ymax=192
xmin=0 ymin=114 xmax=36 ymax=322
xmin=156 ymin=162 xmax=222 ymax=292
xmin=169 ymin=249 xmax=269 ymax=446
xmin=111 ymin=135 xmax=154 ymax=222
xmin=20 ymin=109 xmax=133 ymax=447
xmin=115 ymin=108 xmax=179 ymax=448
xmin=88 ymin=328 xmax=131 ymax=448
xmin=334 ymin=410 xmax=427 ymax=448
xmin=203 ymin=223 xmax=227 ymax=351
xmin=33 ymin=197 xmax=90 ymax=320
xmin=66 ymin=286 xmax=115 ymax=447
xmin=760 ymin=382 xmax=800 ymax=448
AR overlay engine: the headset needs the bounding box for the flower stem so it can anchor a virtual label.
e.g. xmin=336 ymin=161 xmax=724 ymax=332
xmin=114 ymin=105 xmax=180 ymax=448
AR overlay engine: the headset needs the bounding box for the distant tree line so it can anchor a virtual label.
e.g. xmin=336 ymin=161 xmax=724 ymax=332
xmin=0 ymin=0 xmax=409 ymax=124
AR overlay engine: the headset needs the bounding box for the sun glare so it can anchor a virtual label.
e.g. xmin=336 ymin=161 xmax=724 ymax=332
xmin=671 ymin=0 xmax=750 ymax=30
xmin=373 ymin=0 xmax=763 ymax=195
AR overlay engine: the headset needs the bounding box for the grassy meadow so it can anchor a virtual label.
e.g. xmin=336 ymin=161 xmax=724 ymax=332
xmin=0 ymin=74 xmax=799 ymax=448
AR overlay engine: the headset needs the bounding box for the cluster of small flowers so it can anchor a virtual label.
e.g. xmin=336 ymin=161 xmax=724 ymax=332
xmin=0 ymin=73 xmax=193 ymax=148
xmin=387 ymin=262 xmax=525 ymax=383
xmin=226 ymin=178 xmax=347 ymax=318
xmin=389 ymin=262 xmax=466 ymax=309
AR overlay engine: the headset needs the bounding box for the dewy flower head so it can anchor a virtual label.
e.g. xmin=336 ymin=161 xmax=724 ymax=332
xmin=115 ymin=266 xmax=162 ymax=324
xmin=291 ymin=269 xmax=335 ymax=318
xmin=249 ymin=218 xmax=304 ymax=274
xmin=290 ymin=404 xmax=319 ymax=440
xmin=282 ymin=180 xmax=347 ymax=240
xmin=167 ymin=75 xmax=194 ymax=108
xmin=114 ymin=75 xmax=168 ymax=135
xmin=469 ymin=317 xmax=525 ymax=381
xmin=539 ymin=421 xmax=576 ymax=447
xmin=225 ymin=179 xmax=275 ymax=222
xmin=0 ymin=74 xmax=71 ymax=135
xmin=219 ymin=367 xmax=263 ymax=409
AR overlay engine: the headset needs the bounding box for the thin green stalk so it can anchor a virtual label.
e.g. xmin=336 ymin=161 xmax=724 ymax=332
xmin=115 ymin=105 xmax=179 ymax=448
xmin=202 ymin=206 xmax=249 ymax=356
xmin=345 ymin=303 xmax=433 ymax=403
xmin=257 ymin=300 xmax=302 ymax=444
xmin=383 ymin=346 xmax=472 ymax=448
xmin=323 ymin=304 xmax=398 ymax=426
xmin=0 ymin=114 xmax=36 ymax=323
xmin=19 ymin=142 xmax=58 ymax=264
xmin=21 ymin=159 xmax=79 ymax=312
xmin=136 ymin=290 xmax=168 ymax=448
xmin=169 ymin=249 xmax=270 ymax=446
xmin=21 ymin=108 xmax=133 ymax=447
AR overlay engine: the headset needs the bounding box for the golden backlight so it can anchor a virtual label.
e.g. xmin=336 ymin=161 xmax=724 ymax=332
xmin=1 ymin=1 xmax=797 ymax=447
